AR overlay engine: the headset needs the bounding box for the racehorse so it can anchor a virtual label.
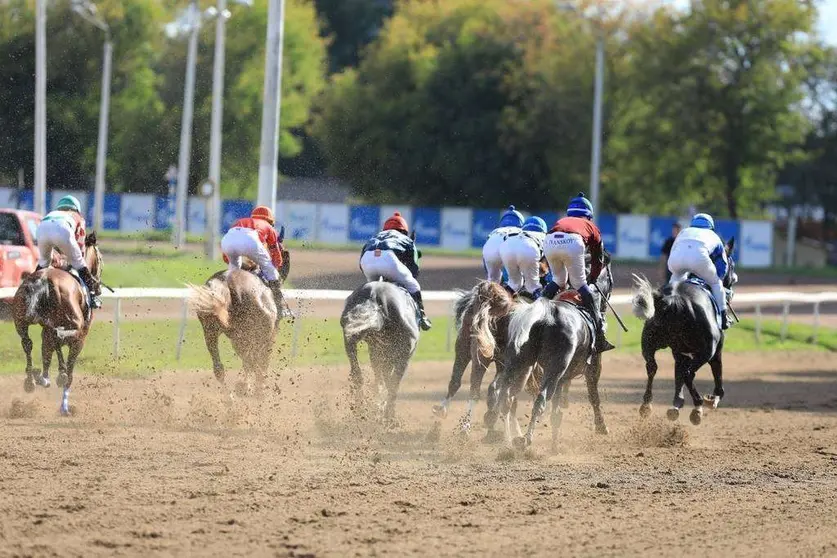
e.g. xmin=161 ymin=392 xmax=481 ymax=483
xmin=188 ymin=250 xmax=290 ymax=396
xmin=341 ymin=280 xmax=421 ymax=421
xmin=631 ymin=237 xmax=737 ymax=425
xmin=490 ymin=256 xmax=614 ymax=451
xmin=12 ymin=231 xmax=103 ymax=415
xmin=431 ymin=281 xmax=539 ymax=437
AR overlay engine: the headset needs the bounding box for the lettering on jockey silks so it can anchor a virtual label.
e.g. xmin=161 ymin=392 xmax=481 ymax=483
xmin=546 ymin=232 xmax=577 ymax=246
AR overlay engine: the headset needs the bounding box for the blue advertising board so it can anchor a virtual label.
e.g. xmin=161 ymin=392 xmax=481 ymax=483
xmin=85 ymin=193 xmax=121 ymax=230
xmin=349 ymin=205 xmax=380 ymax=242
xmin=412 ymin=207 xmax=441 ymax=246
xmin=154 ymin=196 xmax=175 ymax=230
xmin=714 ymin=219 xmax=740 ymax=259
xmin=221 ymin=200 xmax=254 ymax=233
xmin=648 ymin=216 xmax=678 ymax=259
xmin=471 ymin=209 xmax=498 ymax=248
xmin=598 ymin=214 xmax=618 ymax=255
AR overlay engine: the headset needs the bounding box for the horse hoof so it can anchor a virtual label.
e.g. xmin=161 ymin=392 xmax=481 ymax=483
xmin=639 ymin=403 xmax=652 ymax=418
xmin=482 ymin=429 xmax=505 ymax=445
xmin=690 ymin=408 xmax=703 ymax=426
xmin=703 ymin=395 xmax=720 ymax=410
xmin=39 ymin=377 xmax=51 ymax=388
xmin=483 ymin=410 xmax=498 ymax=428
xmin=431 ymin=404 xmax=448 ymax=419
xmin=666 ymin=408 xmax=680 ymax=421
xmin=59 ymin=404 xmax=71 ymax=417
xmin=234 ymin=381 xmax=248 ymax=397
xmin=595 ymin=423 xmax=609 ymax=435
xmin=512 ymin=436 xmax=530 ymax=452
xmin=56 ymin=373 xmax=68 ymax=388
xmin=23 ymin=377 xmax=35 ymax=393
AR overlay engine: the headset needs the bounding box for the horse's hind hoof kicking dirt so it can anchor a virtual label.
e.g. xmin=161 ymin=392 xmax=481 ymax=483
xmin=431 ymin=404 xmax=448 ymax=419
xmin=23 ymin=376 xmax=35 ymax=393
xmin=690 ymin=407 xmax=704 ymax=425
xmin=667 ymin=408 xmax=680 ymax=421
xmin=639 ymin=403 xmax=652 ymax=418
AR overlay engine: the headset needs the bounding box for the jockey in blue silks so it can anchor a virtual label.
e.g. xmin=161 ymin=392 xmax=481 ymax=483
xmin=482 ymin=205 xmax=523 ymax=287
xmin=500 ymin=215 xmax=548 ymax=300
xmin=667 ymin=213 xmax=732 ymax=329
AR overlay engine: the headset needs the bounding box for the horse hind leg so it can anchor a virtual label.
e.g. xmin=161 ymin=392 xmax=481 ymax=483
xmin=683 ymin=361 xmax=708 ymax=426
xmin=16 ymin=323 xmax=36 ymax=392
xmin=585 ymin=355 xmax=609 ymax=435
xmin=200 ymin=315 xmax=226 ymax=383
xmin=58 ymin=339 xmax=83 ymax=416
xmin=432 ymin=330 xmax=470 ymax=420
xmin=344 ymin=336 xmax=365 ymax=415
xmin=39 ymin=328 xmax=57 ymax=388
xmin=517 ymin=349 xmax=573 ymax=451
xmin=704 ymin=345 xmax=724 ymax=411
xmin=639 ymin=334 xmax=658 ymax=418
xmin=667 ymin=357 xmax=688 ymax=422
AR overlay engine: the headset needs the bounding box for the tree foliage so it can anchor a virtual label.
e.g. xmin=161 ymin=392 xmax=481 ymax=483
xmin=0 ymin=0 xmax=327 ymax=199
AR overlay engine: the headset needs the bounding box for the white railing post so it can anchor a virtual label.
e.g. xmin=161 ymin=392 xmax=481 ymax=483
xmin=176 ymin=297 xmax=189 ymax=360
xmin=112 ymin=297 xmax=121 ymax=359
xmin=780 ymin=302 xmax=790 ymax=341
xmin=812 ymin=301 xmax=820 ymax=345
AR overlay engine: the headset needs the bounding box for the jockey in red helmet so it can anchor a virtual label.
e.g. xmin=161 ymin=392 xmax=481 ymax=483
xmin=221 ymin=205 xmax=292 ymax=320
xmin=359 ymin=212 xmax=431 ymax=330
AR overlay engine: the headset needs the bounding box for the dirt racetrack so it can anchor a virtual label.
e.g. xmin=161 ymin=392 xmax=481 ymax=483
xmin=2 ymin=351 xmax=837 ymax=557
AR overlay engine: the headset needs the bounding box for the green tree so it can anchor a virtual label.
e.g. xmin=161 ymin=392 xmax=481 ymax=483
xmin=313 ymin=0 xmax=601 ymax=209
xmin=607 ymin=0 xmax=818 ymax=218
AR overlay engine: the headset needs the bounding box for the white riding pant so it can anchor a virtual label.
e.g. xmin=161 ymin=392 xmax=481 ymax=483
xmin=500 ymin=234 xmax=541 ymax=294
xmin=482 ymin=231 xmax=507 ymax=283
xmin=221 ymin=227 xmax=279 ymax=281
xmin=37 ymin=218 xmax=85 ymax=270
xmin=360 ymin=249 xmax=420 ymax=294
xmin=544 ymin=231 xmax=586 ymax=290
xmin=668 ymin=239 xmax=726 ymax=312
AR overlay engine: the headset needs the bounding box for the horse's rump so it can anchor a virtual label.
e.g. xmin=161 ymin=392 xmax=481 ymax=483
xmin=188 ymin=277 xmax=232 ymax=329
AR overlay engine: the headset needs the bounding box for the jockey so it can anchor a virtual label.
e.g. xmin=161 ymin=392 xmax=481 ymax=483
xmin=360 ymin=211 xmax=432 ymax=331
xmin=221 ymin=205 xmax=292 ymax=320
xmin=500 ymin=215 xmax=547 ymax=300
xmin=542 ymin=193 xmax=614 ymax=352
xmin=35 ymin=195 xmax=101 ymax=309
xmin=667 ymin=213 xmax=732 ymax=329
xmin=482 ymin=205 xmax=524 ymax=287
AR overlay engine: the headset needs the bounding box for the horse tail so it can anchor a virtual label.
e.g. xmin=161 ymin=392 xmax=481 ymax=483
xmin=452 ymin=288 xmax=475 ymax=331
xmin=631 ymin=274 xmax=657 ymax=321
xmin=507 ymin=297 xmax=555 ymax=353
xmin=187 ymin=279 xmax=231 ymax=328
xmin=20 ymin=274 xmax=50 ymax=322
xmin=342 ymin=298 xmax=384 ymax=340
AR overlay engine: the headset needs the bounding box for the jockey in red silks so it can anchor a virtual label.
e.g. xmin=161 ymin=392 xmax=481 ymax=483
xmin=35 ymin=194 xmax=101 ymax=309
xmin=542 ymin=193 xmax=614 ymax=352
xmin=221 ymin=205 xmax=292 ymax=320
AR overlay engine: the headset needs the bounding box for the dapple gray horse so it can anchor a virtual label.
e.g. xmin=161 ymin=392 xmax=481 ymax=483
xmin=490 ymin=260 xmax=614 ymax=451
xmin=342 ymin=280 xmax=420 ymax=420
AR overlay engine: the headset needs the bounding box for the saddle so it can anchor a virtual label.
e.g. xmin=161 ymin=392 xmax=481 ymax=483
xmin=677 ymin=275 xmax=724 ymax=329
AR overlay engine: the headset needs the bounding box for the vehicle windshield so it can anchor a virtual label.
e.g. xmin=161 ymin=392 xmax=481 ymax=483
xmin=26 ymin=218 xmax=39 ymax=245
xmin=0 ymin=213 xmax=25 ymax=246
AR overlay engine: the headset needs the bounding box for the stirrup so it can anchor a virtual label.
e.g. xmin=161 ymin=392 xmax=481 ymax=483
xmin=419 ymin=315 xmax=432 ymax=331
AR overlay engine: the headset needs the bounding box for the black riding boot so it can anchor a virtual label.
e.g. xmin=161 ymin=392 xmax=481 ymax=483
xmin=721 ymin=309 xmax=731 ymax=330
xmin=580 ymin=287 xmax=614 ymax=352
xmin=77 ymin=266 xmax=102 ymax=309
xmin=268 ymin=280 xmax=294 ymax=321
xmin=411 ymin=291 xmax=432 ymax=331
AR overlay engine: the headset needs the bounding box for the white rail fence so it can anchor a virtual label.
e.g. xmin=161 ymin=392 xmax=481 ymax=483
xmin=2 ymin=288 xmax=837 ymax=360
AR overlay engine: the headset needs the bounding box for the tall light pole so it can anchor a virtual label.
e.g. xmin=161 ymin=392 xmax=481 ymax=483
xmin=557 ymin=2 xmax=605 ymax=218
xmin=167 ymin=0 xmax=201 ymax=248
xmin=72 ymin=0 xmax=111 ymax=232
xmin=34 ymin=0 xmax=47 ymax=215
xmin=206 ymin=0 xmax=251 ymax=259
xmin=256 ymin=0 xmax=286 ymax=210
xmin=589 ymin=32 xmax=604 ymax=220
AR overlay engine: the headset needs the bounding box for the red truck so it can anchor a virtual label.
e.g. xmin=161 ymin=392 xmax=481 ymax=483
xmin=0 ymin=208 xmax=42 ymax=288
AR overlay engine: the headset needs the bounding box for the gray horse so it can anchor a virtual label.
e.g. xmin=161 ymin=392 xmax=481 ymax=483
xmin=342 ymin=280 xmax=420 ymax=420
xmin=490 ymin=261 xmax=614 ymax=451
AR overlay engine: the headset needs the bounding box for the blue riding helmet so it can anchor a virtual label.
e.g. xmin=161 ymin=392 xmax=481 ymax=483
xmin=522 ymin=216 xmax=547 ymax=233
xmin=691 ymin=213 xmax=715 ymax=230
xmin=567 ymin=192 xmax=593 ymax=219
xmin=499 ymin=205 xmax=524 ymax=228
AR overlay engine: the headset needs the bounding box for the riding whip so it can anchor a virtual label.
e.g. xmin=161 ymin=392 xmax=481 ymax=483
xmin=728 ymin=302 xmax=740 ymax=323
xmin=595 ymin=284 xmax=629 ymax=333
xmin=100 ymin=282 xmax=115 ymax=293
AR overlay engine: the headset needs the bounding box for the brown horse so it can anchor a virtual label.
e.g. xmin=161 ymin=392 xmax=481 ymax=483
xmin=188 ymin=252 xmax=290 ymax=396
xmin=431 ymin=281 xmax=540 ymax=440
xmin=12 ymin=232 xmax=103 ymax=415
